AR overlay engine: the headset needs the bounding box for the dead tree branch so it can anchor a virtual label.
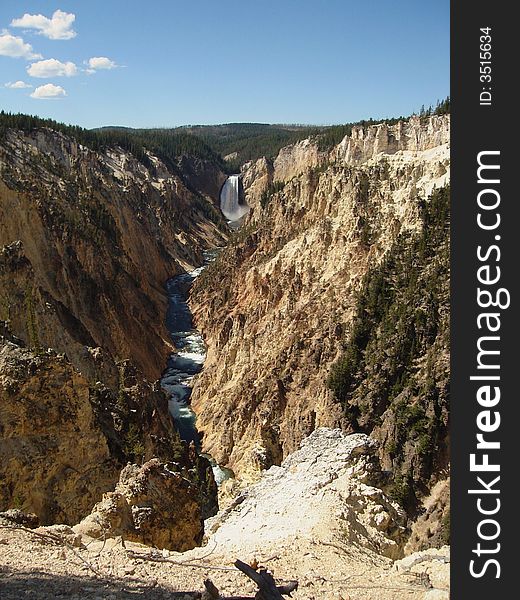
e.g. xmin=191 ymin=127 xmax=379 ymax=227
xmin=233 ymin=559 xmax=298 ymax=599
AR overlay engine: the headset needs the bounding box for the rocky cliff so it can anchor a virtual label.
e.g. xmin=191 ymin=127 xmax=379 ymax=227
xmin=0 ymin=127 xmax=228 ymax=384
xmin=0 ymin=328 xmax=216 ymax=535
xmin=190 ymin=115 xmax=450 ymax=519
xmin=242 ymin=115 xmax=448 ymax=217
xmin=0 ymin=125 xmax=227 ymax=546
xmin=206 ymin=428 xmax=407 ymax=559
xmin=0 ymin=428 xmax=450 ymax=599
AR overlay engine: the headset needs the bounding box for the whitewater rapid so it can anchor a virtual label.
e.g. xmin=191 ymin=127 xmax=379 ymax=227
xmin=160 ymin=250 xmax=233 ymax=484
xmin=220 ymin=175 xmax=249 ymax=222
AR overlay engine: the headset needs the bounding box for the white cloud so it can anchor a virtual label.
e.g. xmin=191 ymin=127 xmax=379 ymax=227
xmin=30 ymin=83 xmax=67 ymax=99
xmin=86 ymin=56 xmax=117 ymax=73
xmin=0 ymin=32 xmax=42 ymax=60
xmin=27 ymin=58 xmax=78 ymax=78
xmin=5 ymin=80 xmax=33 ymax=89
xmin=11 ymin=9 xmax=76 ymax=40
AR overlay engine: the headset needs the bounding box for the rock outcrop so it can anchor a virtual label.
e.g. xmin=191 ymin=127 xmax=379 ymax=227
xmin=206 ymin=428 xmax=406 ymax=559
xmin=75 ymin=459 xmax=208 ymax=551
xmin=241 ymin=115 xmax=449 ymax=216
xmin=333 ymin=115 xmax=450 ymax=164
xmin=191 ymin=115 xmax=450 ymax=482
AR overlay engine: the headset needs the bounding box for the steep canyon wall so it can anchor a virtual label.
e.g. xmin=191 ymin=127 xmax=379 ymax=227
xmin=0 ymin=127 xmax=226 ymax=541
xmin=190 ymin=116 xmax=450 ymax=497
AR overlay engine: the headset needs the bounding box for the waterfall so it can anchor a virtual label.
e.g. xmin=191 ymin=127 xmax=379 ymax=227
xmin=220 ymin=175 xmax=249 ymax=221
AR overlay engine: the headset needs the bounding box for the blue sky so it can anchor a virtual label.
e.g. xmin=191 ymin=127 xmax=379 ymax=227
xmin=0 ymin=1 xmax=449 ymax=129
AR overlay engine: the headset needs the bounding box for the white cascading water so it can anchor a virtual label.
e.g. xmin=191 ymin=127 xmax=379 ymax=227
xmin=220 ymin=175 xmax=249 ymax=221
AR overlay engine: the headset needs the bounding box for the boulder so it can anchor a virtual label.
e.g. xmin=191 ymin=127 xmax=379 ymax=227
xmin=75 ymin=459 xmax=205 ymax=551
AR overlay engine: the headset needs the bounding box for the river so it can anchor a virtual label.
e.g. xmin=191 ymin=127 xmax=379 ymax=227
xmin=160 ymin=249 xmax=233 ymax=485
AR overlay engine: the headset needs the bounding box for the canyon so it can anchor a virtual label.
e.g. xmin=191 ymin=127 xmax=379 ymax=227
xmin=0 ymin=113 xmax=450 ymax=598
xmin=0 ymin=125 xmax=226 ymax=546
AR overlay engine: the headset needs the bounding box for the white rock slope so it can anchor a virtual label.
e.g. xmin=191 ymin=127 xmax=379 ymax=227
xmin=206 ymin=428 xmax=406 ymax=560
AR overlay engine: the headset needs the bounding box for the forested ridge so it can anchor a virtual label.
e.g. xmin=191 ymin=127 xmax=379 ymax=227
xmin=0 ymin=97 xmax=449 ymax=172
xmin=0 ymin=110 xmax=227 ymax=172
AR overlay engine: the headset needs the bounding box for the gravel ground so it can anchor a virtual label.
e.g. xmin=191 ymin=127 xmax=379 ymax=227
xmin=0 ymin=430 xmax=449 ymax=599
xmin=0 ymin=526 xmax=444 ymax=600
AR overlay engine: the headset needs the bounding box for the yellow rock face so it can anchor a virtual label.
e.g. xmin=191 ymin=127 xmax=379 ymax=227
xmin=190 ymin=116 xmax=450 ymax=480
xmin=0 ymin=340 xmax=118 ymax=524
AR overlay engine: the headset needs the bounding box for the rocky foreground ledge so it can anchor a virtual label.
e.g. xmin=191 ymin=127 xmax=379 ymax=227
xmin=0 ymin=428 xmax=449 ymax=599
xmin=206 ymin=428 xmax=406 ymax=560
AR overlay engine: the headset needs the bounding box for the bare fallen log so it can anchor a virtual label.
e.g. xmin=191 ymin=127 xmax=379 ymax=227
xmin=203 ymin=559 xmax=298 ymax=600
